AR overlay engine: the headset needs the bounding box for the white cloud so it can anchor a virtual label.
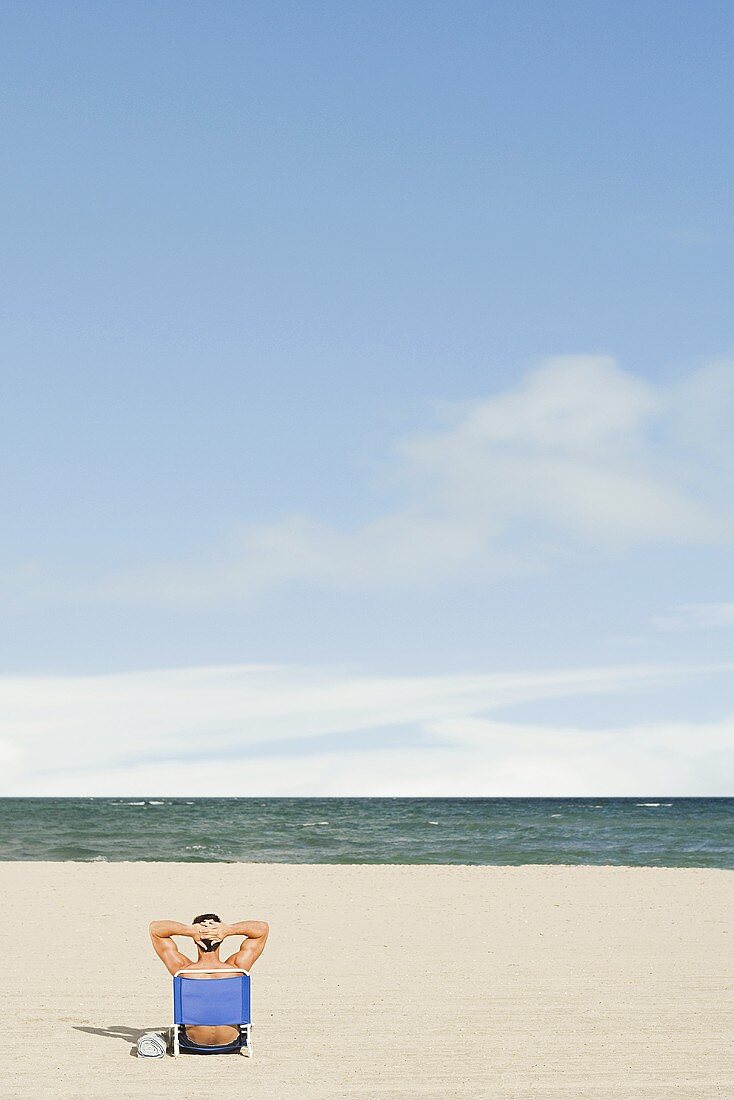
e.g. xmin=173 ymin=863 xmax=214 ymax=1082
xmin=2 ymin=659 xmax=730 ymax=796
xmin=395 ymin=355 xmax=716 ymax=544
xmin=4 ymin=355 xmax=729 ymax=611
xmin=654 ymin=602 xmax=734 ymax=631
xmin=90 ymin=354 xmax=729 ymax=606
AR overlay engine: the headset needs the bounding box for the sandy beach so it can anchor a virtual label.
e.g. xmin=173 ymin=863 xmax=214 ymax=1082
xmin=2 ymin=862 xmax=731 ymax=1099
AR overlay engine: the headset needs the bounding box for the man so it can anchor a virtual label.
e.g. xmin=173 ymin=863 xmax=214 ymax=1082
xmin=149 ymin=912 xmax=269 ymax=1048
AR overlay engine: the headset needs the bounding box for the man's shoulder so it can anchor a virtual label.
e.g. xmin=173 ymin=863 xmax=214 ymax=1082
xmin=179 ymin=961 xmax=242 ymax=976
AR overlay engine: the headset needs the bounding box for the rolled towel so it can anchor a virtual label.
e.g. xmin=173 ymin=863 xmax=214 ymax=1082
xmin=137 ymin=1032 xmax=167 ymax=1058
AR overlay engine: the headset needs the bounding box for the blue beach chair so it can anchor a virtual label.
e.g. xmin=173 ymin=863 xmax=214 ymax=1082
xmin=171 ymin=969 xmax=252 ymax=1057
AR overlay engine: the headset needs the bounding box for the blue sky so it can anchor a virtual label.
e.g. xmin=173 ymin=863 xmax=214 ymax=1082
xmin=1 ymin=2 xmax=733 ymax=794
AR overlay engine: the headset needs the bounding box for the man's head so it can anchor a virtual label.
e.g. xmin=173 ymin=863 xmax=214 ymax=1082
xmin=193 ymin=912 xmax=223 ymax=953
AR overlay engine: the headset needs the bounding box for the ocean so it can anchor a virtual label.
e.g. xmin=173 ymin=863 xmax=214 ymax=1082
xmin=0 ymin=797 xmax=731 ymax=866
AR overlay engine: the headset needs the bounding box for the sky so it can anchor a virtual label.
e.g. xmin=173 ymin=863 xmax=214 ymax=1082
xmin=1 ymin=1 xmax=733 ymax=795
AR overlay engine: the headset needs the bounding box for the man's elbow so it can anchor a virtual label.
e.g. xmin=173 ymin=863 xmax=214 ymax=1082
xmin=255 ymin=921 xmax=270 ymax=939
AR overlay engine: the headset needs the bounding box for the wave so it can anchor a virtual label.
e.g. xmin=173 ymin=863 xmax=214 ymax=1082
xmin=1 ymin=798 xmax=730 ymax=868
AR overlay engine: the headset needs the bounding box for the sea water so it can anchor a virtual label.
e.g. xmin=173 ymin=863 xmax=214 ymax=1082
xmin=0 ymin=797 xmax=731 ymax=866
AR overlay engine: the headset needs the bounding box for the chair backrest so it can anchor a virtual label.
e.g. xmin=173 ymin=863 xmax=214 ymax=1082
xmin=173 ymin=969 xmax=251 ymax=1026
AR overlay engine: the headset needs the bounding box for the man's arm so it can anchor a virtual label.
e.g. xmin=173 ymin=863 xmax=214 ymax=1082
xmin=212 ymin=919 xmax=269 ymax=971
xmin=149 ymin=919 xmax=202 ymax=975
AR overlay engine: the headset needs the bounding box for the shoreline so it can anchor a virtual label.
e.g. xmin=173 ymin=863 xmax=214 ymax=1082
xmin=1 ymin=859 xmax=732 ymax=869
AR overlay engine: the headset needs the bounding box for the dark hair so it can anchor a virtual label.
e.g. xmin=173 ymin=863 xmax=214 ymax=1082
xmin=193 ymin=912 xmax=222 ymax=952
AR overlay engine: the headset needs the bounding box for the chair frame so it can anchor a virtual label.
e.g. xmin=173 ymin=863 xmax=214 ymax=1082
xmin=171 ymin=968 xmax=252 ymax=1058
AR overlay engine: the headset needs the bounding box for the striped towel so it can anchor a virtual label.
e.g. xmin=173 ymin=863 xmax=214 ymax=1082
xmin=137 ymin=1032 xmax=167 ymax=1058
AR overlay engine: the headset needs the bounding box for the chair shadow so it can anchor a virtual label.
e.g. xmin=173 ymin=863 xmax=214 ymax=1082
xmin=73 ymin=1024 xmax=168 ymax=1058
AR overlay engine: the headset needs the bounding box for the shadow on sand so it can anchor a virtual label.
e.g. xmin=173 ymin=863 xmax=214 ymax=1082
xmin=73 ymin=1024 xmax=168 ymax=1057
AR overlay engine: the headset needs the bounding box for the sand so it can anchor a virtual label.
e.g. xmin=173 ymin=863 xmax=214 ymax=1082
xmin=1 ymin=862 xmax=731 ymax=1099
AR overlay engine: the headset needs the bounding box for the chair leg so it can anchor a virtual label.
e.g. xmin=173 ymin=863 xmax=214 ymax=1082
xmin=171 ymin=1025 xmax=180 ymax=1058
xmin=240 ymin=1024 xmax=253 ymax=1057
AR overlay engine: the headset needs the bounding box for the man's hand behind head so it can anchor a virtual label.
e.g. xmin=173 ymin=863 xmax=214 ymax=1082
xmin=196 ymin=924 xmax=227 ymax=941
xmin=193 ymin=920 xmax=228 ymax=945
